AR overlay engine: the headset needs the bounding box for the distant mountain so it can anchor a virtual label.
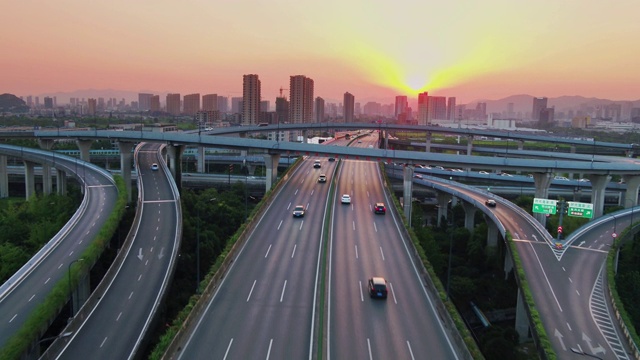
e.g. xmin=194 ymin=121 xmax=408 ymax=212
xmin=0 ymin=93 xmax=29 ymax=113
xmin=471 ymin=94 xmax=640 ymax=114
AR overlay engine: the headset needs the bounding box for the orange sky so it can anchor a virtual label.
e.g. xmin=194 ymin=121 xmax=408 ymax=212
xmin=2 ymin=0 xmax=639 ymax=104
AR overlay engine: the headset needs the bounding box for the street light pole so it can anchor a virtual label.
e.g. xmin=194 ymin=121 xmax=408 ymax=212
xmin=67 ymin=258 xmax=84 ymax=318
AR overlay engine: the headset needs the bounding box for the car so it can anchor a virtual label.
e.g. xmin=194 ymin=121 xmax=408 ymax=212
xmin=485 ymin=199 xmax=497 ymax=207
xmin=554 ymin=176 xmax=570 ymax=181
xmin=478 ymin=171 xmax=489 ymax=175
xmin=577 ymin=178 xmax=590 ymax=182
xmin=341 ymin=194 xmax=351 ymax=204
xmin=292 ymin=205 xmax=305 ymax=217
xmin=318 ymin=174 xmax=327 ymax=183
xmin=451 ymin=168 xmax=464 ymax=173
xmin=413 ymin=174 xmax=423 ymax=179
xmin=374 ymin=202 xmax=386 ymax=214
xmin=151 ymin=163 xmax=159 ymax=171
xmin=328 ymin=157 xmax=336 ymax=162
xmin=313 ymin=160 xmax=321 ymax=168
xmin=357 ymin=140 xmax=362 ymax=143
xmin=368 ymin=277 xmax=388 ymax=299
xmin=500 ymin=172 xmax=513 ymax=177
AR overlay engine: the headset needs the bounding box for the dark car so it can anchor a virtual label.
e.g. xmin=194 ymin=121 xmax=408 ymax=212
xmin=328 ymin=157 xmax=336 ymax=162
xmin=374 ymin=202 xmax=386 ymax=214
xmin=292 ymin=205 xmax=306 ymax=217
xmin=368 ymin=277 xmax=388 ymax=299
xmin=485 ymin=199 xmax=497 ymax=207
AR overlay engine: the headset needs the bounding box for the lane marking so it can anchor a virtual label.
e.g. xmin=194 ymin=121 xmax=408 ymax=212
xmin=116 ymin=312 xmax=122 ymax=321
xmin=380 ymin=247 xmax=385 ymax=261
xmin=28 ymin=294 xmax=35 ymax=302
xmin=45 ymin=278 xmax=50 ymax=284
xmin=291 ymin=244 xmax=297 ymax=258
xmin=367 ymin=338 xmax=373 ymax=360
xmin=129 ymin=291 xmax=134 ymax=299
xmin=407 ymin=340 xmax=415 ymax=360
xmin=280 ymin=280 xmax=287 ymax=302
xmin=100 ymin=337 xmax=108 ymax=348
xmin=278 ymin=220 xmax=283 ymax=230
xmin=223 ymin=338 xmax=233 ymax=360
xmin=355 ymin=245 xmax=359 ymax=259
xmin=9 ymin=314 xmax=17 ymax=323
xmin=390 ymin=282 xmax=397 ymax=304
xmin=266 ymin=338 xmax=273 ymax=360
xmin=359 ymin=281 xmax=363 ymax=302
xmin=247 ymin=280 xmax=256 ymax=302
xmin=527 ymin=242 xmax=563 ymax=312
xmin=265 ymin=244 xmax=272 ymax=258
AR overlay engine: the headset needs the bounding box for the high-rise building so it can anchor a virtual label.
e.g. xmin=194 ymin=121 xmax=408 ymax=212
xmin=44 ymin=97 xmax=54 ymax=109
xmin=166 ymin=93 xmax=181 ymax=115
xmin=183 ymin=93 xmax=201 ymax=116
xmin=138 ymin=93 xmax=153 ymax=111
xmin=260 ymin=100 xmax=270 ymax=112
xmin=429 ymin=96 xmax=447 ymax=121
xmin=395 ymin=95 xmax=408 ymax=121
xmin=417 ymin=92 xmax=429 ymax=125
xmin=540 ymin=107 xmax=555 ymax=128
xmin=343 ymin=92 xmax=355 ymax=122
xmin=217 ymin=96 xmax=228 ymax=113
xmin=476 ymin=102 xmax=487 ymax=120
xmin=532 ymin=97 xmax=548 ymax=121
xmin=231 ymin=97 xmax=243 ymax=114
xmin=150 ymin=95 xmax=161 ymax=112
xmin=242 ymin=74 xmax=261 ymax=125
xmin=87 ymin=98 xmax=97 ymax=115
xmin=289 ymin=75 xmax=314 ymax=123
xmin=315 ymin=97 xmax=325 ymax=122
xmin=276 ymin=96 xmax=289 ymax=124
xmin=202 ymin=94 xmax=218 ymax=111
xmin=447 ymin=97 xmax=457 ymax=121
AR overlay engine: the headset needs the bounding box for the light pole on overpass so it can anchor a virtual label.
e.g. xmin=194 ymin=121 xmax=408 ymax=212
xmin=68 ymin=258 xmax=84 ymax=319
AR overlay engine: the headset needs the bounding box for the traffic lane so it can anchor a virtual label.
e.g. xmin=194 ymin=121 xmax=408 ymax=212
xmin=59 ymin=200 xmax=179 ymax=359
xmin=0 ymin=182 xmax=117 ymax=347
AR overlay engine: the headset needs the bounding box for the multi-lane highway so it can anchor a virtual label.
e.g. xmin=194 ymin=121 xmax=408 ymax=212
xmin=54 ymin=143 xmax=182 ymax=359
xmin=329 ymin=137 xmax=463 ymax=359
xmin=0 ymin=145 xmax=118 ymax=350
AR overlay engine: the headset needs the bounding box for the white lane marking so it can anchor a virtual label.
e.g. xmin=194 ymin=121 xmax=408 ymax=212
xmin=299 ymin=221 xmax=304 ymax=231
xmin=28 ymin=294 xmax=35 ymax=302
xmin=576 ymin=290 xmax=580 ymax=296
xmin=527 ymin=242 xmax=563 ymax=312
xmin=247 ymin=280 xmax=257 ymax=302
xmin=567 ymin=322 xmax=572 ymax=331
xmin=373 ymin=222 xmax=377 ymax=232
xmin=79 ymin=240 xmax=83 ymax=244
xmin=116 ymin=312 xmax=122 ymax=321
xmin=9 ymin=314 xmax=17 ymax=322
xmin=58 ymin=263 xmax=63 ymax=269
xmin=266 ymin=338 xmax=273 ymax=360
xmin=100 ymin=337 xmax=108 ymax=348
xmin=278 ymin=220 xmax=283 ymax=230
xmin=359 ymin=281 xmax=364 ymax=302
xmin=568 ymin=277 xmax=573 ymax=283
xmin=295 ymin=189 xmax=299 ymax=195
xmin=287 ymin=202 xmax=291 ymax=210
xmin=390 ymin=282 xmax=397 ymax=304
xmin=280 ymin=280 xmax=287 ymax=302
xmin=145 ymin=260 xmax=149 ymax=266
xmin=150 ymin=247 xmax=153 ymax=252
xmin=69 ymin=251 xmax=74 ymax=257
xmin=367 ymin=190 xmax=370 ymax=198
xmin=291 ymin=244 xmax=297 ymax=258
xmin=355 ymin=245 xmax=359 ymax=259
xmin=311 ymin=189 xmax=314 ymax=196
xmin=154 ymin=236 xmax=157 ymax=241
xmin=380 ymin=247 xmax=385 ymax=261
xmin=45 ymin=278 xmax=50 ymax=284
xmin=224 ymin=338 xmax=233 ymax=360
xmin=265 ymin=244 xmax=272 ymax=258
xmin=407 ymin=340 xmax=415 ymax=360
xmin=353 ymin=221 xmax=355 ymax=231
xmin=129 ymin=291 xmax=134 ymax=299
xmin=367 ymin=338 xmax=373 ymax=360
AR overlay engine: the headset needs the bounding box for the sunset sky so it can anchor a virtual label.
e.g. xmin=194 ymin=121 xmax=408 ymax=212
xmin=3 ymin=0 xmax=640 ymax=104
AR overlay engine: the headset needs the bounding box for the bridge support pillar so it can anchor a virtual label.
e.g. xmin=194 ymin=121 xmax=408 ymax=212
xmin=532 ymin=173 xmax=553 ymax=226
xmin=76 ymin=140 xmax=93 ymax=162
xmin=38 ymin=139 xmax=55 ymax=195
xmin=461 ymin=202 xmax=476 ymax=232
xmin=466 ymin=136 xmax=473 ymax=155
xmin=57 ymin=169 xmax=67 ymax=195
xmin=246 ymin=164 xmax=256 ymax=176
xmin=503 ymin=249 xmax=513 ymax=280
xmin=263 ymin=153 xmax=280 ymax=191
xmin=167 ymin=144 xmax=185 ymax=191
xmin=515 ymin=289 xmax=531 ymax=342
xmin=425 ymin=132 xmax=432 ymax=153
xmin=436 ymin=192 xmax=452 ymax=227
xmin=621 ymin=175 xmax=640 ymax=208
xmin=0 ymin=155 xmax=8 ymax=198
xmin=384 ymin=130 xmax=389 ymax=150
xmin=302 ymin=130 xmax=308 ymax=143
xmin=518 ymin=140 xmax=524 ymax=151
xmin=118 ymin=142 xmax=134 ymax=202
xmin=197 ymin=146 xmax=205 ymax=173
xmin=71 ymin=273 xmax=91 ymax=319
xmin=402 ymin=165 xmax=414 ymax=226
xmin=485 ymin=215 xmax=498 ymax=247
xmin=24 ymin=160 xmax=36 ymax=199
xmin=589 ymin=174 xmax=611 ymax=218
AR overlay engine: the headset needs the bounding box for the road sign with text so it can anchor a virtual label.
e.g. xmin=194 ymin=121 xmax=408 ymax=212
xmin=532 ymin=198 xmax=557 ymax=215
xmin=567 ymin=201 xmax=594 ymax=219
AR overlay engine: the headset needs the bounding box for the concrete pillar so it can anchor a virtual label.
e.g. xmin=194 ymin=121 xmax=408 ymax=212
xmin=461 ymin=202 xmax=476 ymax=232
xmin=515 ymin=289 xmax=531 ymax=342
xmin=621 ymin=175 xmax=640 ymax=208
xmin=437 ymin=192 xmax=452 ymax=227
xmin=384 ymin=130 xmax=389 ymax=150
xmin=573 ymin=187 xmax=582 ymax=202
xmin=197 ymin=146 xmax=205 ymax=173
xmin=425 ymin=132 xmax=432 ymax=153
xmin=589 ymin=174 xmax=612 ymax=219
xmin=263 ymin=153 xmax=280 ymax=191
xmin=38 ymin=139 xmax=55 ymax=195
xmin=166 ymin=144 xmax=185 ymax=190
xmin=532 ymin=173 xmax=553 ymax=226
xmin=504 ymin=251 xmax=513 ymax=280
xmin=403 ymin=165 xmax=414 ymax=226
xmin=76 ymin=140 xmax=93 ymax=162
xmin=246 ymin=164 xmax=256 ymax=176
xmin=466 ymin=135 xmax=473 ymax=155
xmin=302 ymin=130 xmax=308 ymax=143
xmin=485 ymin=216 xmax=499 ymax=247
xmin=57 ymin=169 xmax=67 ymax=195
xmin=0 ymin=155 xmax=8 ymax=198
xmin=71 ymin=273 xmax=91 ymax=318
xmin=24 ymin=161 xmax=36 ymax=199
xmin=517 ymin=140 xmax=524 ymax=151
xmin=118 ymin=142 xmax=134 ymax=202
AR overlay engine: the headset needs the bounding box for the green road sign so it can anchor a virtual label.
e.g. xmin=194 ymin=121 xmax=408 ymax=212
xmin=567 ymin=201 xmax=594 ymax=219
xmin=532 ymin=198 xmax=557 ymax=215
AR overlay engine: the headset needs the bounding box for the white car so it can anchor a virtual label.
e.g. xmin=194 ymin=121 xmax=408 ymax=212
xmin=151 ymin=163 xmax=159 ymax=171
xmin=341 ymin=194 xmax=351 ymax=204
xmin=554 ymin=176 xmax=570 ymax=181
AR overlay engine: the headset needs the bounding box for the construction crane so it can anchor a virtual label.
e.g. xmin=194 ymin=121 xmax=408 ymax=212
xmin=279 ymin=86 xmax=288 ymax=99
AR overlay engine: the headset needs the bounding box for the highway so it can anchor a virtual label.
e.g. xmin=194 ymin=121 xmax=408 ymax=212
xmin=328 ymin=135 xmax=463 ymax=359
xmin=55 ymin=143 xmax=182 ymax=359
xmin=420 ymin=175 xmax=636 ymax=359
xmin=0 ymin=145 xmax=118 ymax=349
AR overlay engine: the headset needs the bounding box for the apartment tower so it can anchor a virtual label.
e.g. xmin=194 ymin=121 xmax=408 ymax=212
xmin=343 ymin=92 xmax=355 ymax=122
xmin=166 ymin=93 xmax=181 ymax=116
xmin=289 ymin=75 xmax=314 ymax=123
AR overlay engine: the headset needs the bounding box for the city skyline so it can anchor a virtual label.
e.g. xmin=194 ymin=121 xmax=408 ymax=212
xmin=3 ymin=1 xmax=640 ymax=104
